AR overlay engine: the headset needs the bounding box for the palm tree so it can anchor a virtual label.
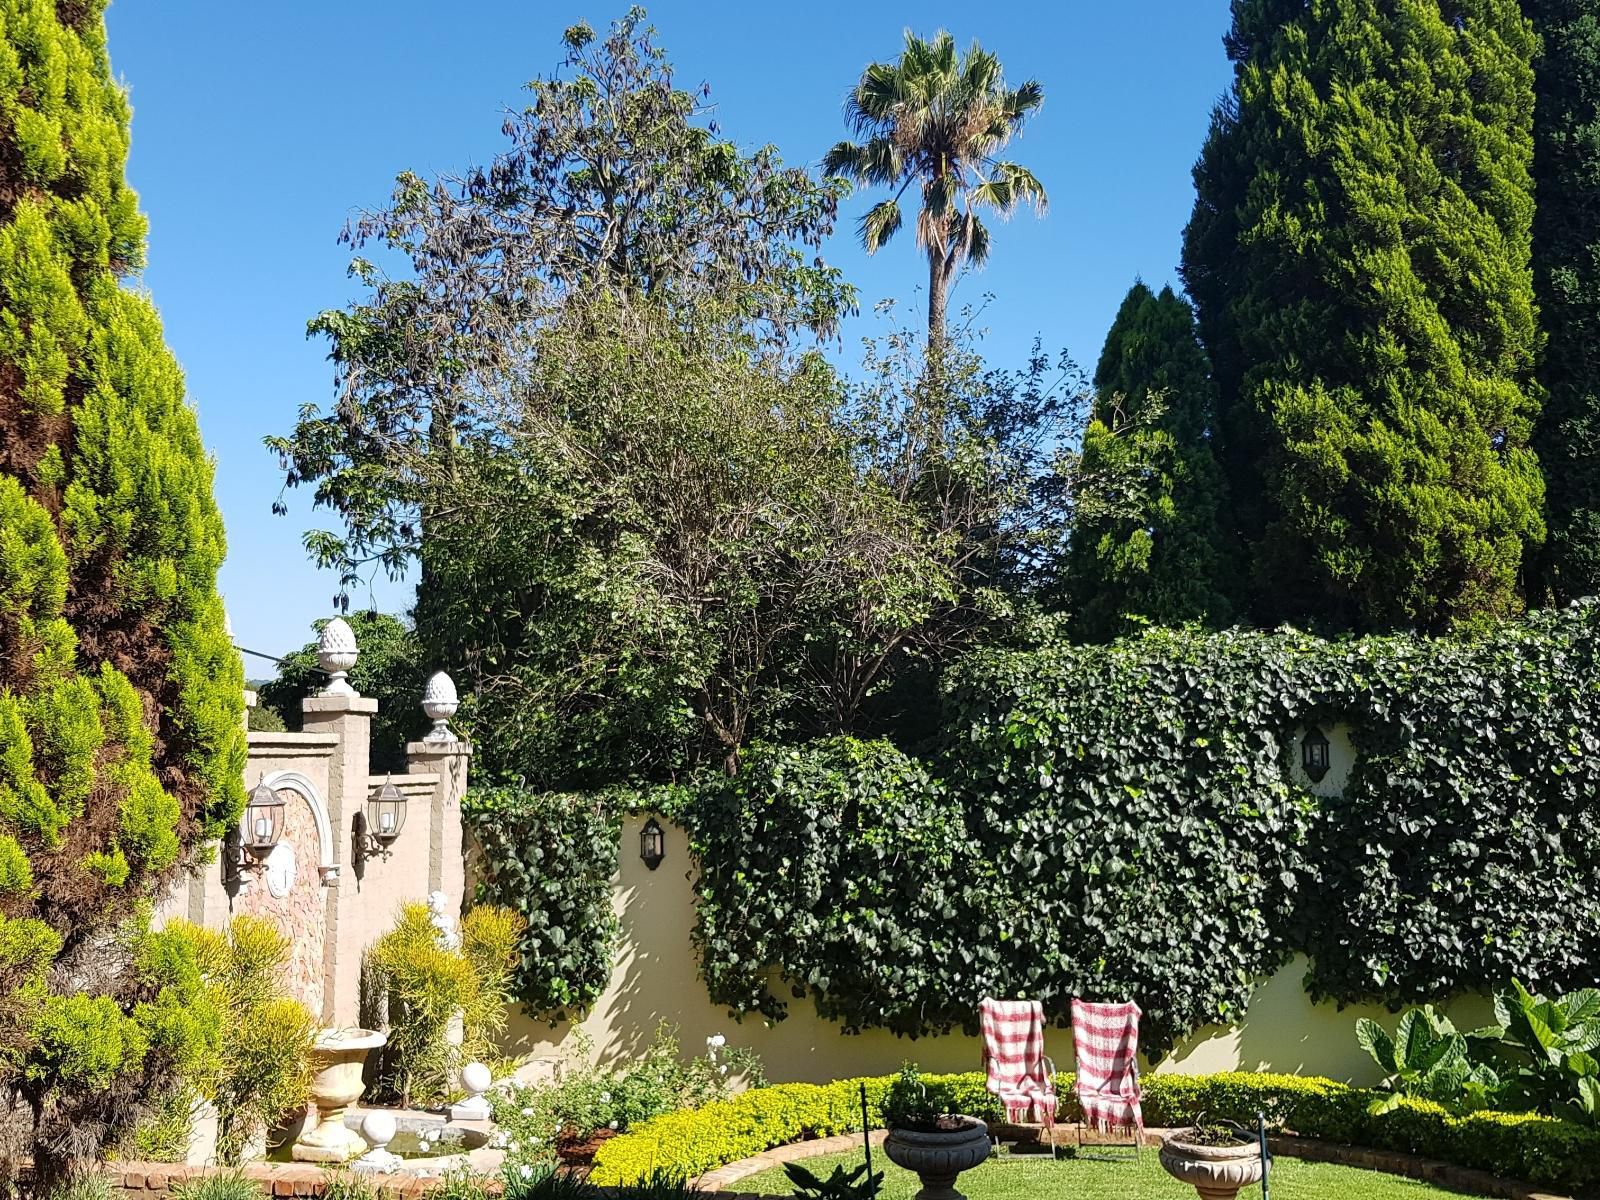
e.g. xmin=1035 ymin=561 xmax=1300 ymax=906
xmin=823 ymin=31 xmax=1047 ymax=355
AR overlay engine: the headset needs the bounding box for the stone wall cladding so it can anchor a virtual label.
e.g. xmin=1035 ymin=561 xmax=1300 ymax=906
xmin=240 ymin=788 xmax=327 ymax=1015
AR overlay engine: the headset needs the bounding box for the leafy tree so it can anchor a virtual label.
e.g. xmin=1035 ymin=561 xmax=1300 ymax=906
xmin=1181 ymin=0 xmax=1542 ymax=632
xmin=1065 ymin=281 xmax=1232 ymax=640
xmin=258 ymin=612 xmax=422 ymax=773
xmin=423 ymin=294 xmax=945 ymax=783
xmin=823 ymin=30 xmax=1046 ymax=354
xmin=1528 ymin=1 xmax=1600 ymax=602
xmin=0 ymin=0 xmax=243 ymax=1182
xmin=269 ymin=8 xmax=852 ymax=599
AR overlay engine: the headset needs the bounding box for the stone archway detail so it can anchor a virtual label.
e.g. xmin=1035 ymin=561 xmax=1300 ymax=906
xmin=259 ymin=770 xmax=339 ymax=885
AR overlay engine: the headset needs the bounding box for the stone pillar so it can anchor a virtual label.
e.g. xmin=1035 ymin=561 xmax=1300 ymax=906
xmin=404 ymin=740 xmax=470 ymax=903
xmin=300 ymin=617 xmax=376 ymax=1026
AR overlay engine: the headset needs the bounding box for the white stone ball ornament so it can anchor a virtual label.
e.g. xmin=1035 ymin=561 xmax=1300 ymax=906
xmin=317 ymin=617 xmax=360 ymax=696
xmin=460 ymin=1061 xmax=492 ymax=1098
xmin=421 ymin=670 xmax=459 ymax=743
xmin=360 ymin=1110 xmax=396 ymax=1149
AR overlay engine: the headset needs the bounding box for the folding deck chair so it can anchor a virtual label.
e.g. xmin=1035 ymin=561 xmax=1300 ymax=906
xmin=979 ymin=997 xmax=1059 ymax=1159
xmin=1070 ymin=998 xmax=1145 ymax=1156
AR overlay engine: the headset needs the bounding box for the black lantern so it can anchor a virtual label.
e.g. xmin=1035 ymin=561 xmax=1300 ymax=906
xmin=640 ymin=817 xmax=666 ymax=871
xmin=354 ymin=778 xmax=407 ymax=864
xmin=242 ymin=781 xmax=285 ymax=859
xmin=1302 ymin=725 xmax=1331 ymax=783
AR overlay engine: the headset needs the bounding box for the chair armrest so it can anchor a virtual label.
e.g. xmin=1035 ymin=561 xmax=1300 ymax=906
xmin=1043 ymin=1056 xmax=1058 ymax=1088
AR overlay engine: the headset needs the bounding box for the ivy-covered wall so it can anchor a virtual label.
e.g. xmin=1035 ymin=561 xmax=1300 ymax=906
xmin=480 ymin=606 xmax=1600 ymax=1063
xmin=681 ymin=607 xmax=1600 ymax=1054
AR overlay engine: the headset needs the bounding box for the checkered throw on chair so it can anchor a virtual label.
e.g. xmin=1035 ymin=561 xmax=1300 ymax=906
xmin=1070 ymin=998 xmax=1144 ymax=1136
xmin=980 ymin=997 xmax=1056 ymax=1129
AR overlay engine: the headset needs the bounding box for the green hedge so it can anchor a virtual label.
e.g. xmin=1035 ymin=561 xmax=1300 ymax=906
xmin=587 ymin=1072 xmax=998 ymax=1186
xmin=589 ymin=1071 xmax=1600 ymax=1193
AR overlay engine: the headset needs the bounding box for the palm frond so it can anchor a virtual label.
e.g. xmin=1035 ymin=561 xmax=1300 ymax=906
xmin=859 ymin=198 xmax=903 ymax=253
xmin=1006 ymin=79 xmax=1045 ymax=121
xmin=959 ymin=211 xmax=991 ymax=268
xmin=970 ymin=161 xmax=1048 ymax=217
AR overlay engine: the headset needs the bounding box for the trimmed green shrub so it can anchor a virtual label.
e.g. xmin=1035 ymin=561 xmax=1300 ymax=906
xmin=589 ymin=1073 xmax=998 ymax=1186
xmin=591 ymin=1071 xmax=1600 ymax=1193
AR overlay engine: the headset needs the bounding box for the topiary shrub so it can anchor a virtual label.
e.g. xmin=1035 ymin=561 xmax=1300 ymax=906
xmin=0 ymin=0 xmax=245 ymax=1184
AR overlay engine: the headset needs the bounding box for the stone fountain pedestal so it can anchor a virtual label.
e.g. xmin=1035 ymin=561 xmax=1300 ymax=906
xmin=293 ymin=1028 xmax=387 ymax=1163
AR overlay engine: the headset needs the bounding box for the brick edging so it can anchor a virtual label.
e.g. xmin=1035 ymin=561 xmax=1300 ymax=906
xmin=1267 ymin=1135 xmax=1574 ymax=1200
xmin=111 ymin=1162 xmax=483 ymax=1199
xmin=692 ymin=1128 xmax=1576 ymax=1200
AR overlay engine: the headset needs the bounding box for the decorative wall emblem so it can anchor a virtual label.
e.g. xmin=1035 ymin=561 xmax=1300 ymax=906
xmin=266 ymin=839 xmax=298 ymax=899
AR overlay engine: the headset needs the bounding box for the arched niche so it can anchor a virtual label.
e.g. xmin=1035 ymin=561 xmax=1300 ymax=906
xmin=259 ymin=769 xmax=339 ymax=885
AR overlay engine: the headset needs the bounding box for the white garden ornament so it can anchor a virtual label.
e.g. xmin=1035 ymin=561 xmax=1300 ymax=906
xmin=421 ymin=670 xmax=459 ymax=742
xmin=317 ymin=617 xmax=359 ymax=696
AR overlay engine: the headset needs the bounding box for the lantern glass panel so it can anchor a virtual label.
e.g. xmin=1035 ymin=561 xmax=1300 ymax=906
xmin=243 ymin=783 xmax=285 ymax=856
xmin=640 ymin=817 xmax=665 ymax=870
xmin=367 ymin=781 xmax=407 ymax=845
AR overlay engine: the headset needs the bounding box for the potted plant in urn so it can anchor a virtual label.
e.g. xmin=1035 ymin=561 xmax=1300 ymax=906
xmin=1158 ymin=1119 xmax=1265 ymax=1200
xmin=880 ymin=1065 xmax=991 ymax=1200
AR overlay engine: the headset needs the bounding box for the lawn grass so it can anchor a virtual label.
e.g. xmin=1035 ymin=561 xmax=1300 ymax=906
xmin=739 ymin=1148 xmax=1477 ymax=1199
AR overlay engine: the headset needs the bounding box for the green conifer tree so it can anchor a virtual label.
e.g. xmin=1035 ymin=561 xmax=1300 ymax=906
xmin=1066 ymin=281 xmax=1232 ymax=640
xmin=1528 ymin=0 xmax=1600 ymax=602
xmin=0 ymin=0 xmax=243 ymax=1178
xmin=1182 ymin=0 xmax=1543 ymax=632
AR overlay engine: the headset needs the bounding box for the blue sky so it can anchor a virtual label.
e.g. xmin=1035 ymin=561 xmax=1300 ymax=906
xmin=104 ymin=0 xmax=1235 ymax=664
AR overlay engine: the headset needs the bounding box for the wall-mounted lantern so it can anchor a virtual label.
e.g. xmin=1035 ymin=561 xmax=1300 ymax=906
xmin=640 ymin=817 xmax=666 ymax=871
xmin=1302 ymin=725 xmax=1331 ymax=783
xmin=242 ymin=781 xmax=285 ymax=860
xmin=354 ymin=778 xmax=407 ymax=865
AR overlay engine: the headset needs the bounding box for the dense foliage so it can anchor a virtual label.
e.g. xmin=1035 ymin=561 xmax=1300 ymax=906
xmin=364 ymin=901 xmax=524 ymax=1107
xmin=1529 ymin=0 xmax=1600 ymax=602
xmin=1065 ymin=282 xmax=1232 ymax=639
xmin=257 ymin=612 xmax=421 ymax=772
xmin=822 ymin=30 xmax=1046 ymax=349
xmin=0 ymin=0 xmax=244 ymax=1181
xmin=1182 ymin=0 xmax=1543 ymax=631
xmin=678 ymin=606 xmax=1600 ymax=1053
xmin=492 ymin=1025 xmax=763 ymax=1175
xmin=1360 ymin=982 xmax=1600 ymax=1127
xmin=268 ymin=8 xmax=852 ymax=603
xmin=200 ymin=917 xmax=318 ymax=1166
xmin=463 ymin=788 xmax=622 ymax=1015
xmin=590 ymin=1070 xmax=1600 ymax=1193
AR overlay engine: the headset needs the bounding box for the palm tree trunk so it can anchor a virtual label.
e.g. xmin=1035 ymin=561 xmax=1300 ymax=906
xmin=927 ymin=247 xmax=948 ymax=359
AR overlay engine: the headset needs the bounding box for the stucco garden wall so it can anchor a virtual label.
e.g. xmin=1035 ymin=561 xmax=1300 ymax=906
xmin=502 ymin=725 xmax=1491 ymax=1086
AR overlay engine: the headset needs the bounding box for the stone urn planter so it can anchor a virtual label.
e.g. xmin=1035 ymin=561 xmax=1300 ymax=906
xmin=882 ymin=1117 xmax=992 ymax=1200
xmin=1158 ymin=1128 xmax=1265 ymax=1200
xmin=292 ymin=1028 xmax=388 ymax=1163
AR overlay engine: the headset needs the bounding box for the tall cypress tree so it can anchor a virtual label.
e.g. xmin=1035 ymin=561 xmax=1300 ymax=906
xmin=1066 ymin=281 xmax=1232 ymax=640
xmin=1529 ymin=1 xmax=1600 ymax=602
xmin=1182 ymin=0 xmax=1543 ymax=632
xmin=0 ymin=0 xmax=243 ymax=1176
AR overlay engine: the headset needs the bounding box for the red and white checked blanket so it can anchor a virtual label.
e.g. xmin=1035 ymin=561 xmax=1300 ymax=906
xmin=1071 ymin=998 xmax=1144 ymax=1135
xmin=980 ymin=997 xmax=1056 ymax=1128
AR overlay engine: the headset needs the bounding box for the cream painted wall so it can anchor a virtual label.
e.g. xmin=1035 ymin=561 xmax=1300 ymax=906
xmin=502 ymin=809 xmax=1477 ymax=1087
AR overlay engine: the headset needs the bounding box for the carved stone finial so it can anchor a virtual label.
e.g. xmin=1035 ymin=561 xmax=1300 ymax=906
xmin=421 ymin=670 xmax=459 ymax=743
xmin=317 ymin=617 xmax=359 ymax=696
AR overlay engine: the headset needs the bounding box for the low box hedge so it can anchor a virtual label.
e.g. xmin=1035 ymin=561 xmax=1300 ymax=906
xmin=588 ymin=1070 xmax=1600 ymax=1194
